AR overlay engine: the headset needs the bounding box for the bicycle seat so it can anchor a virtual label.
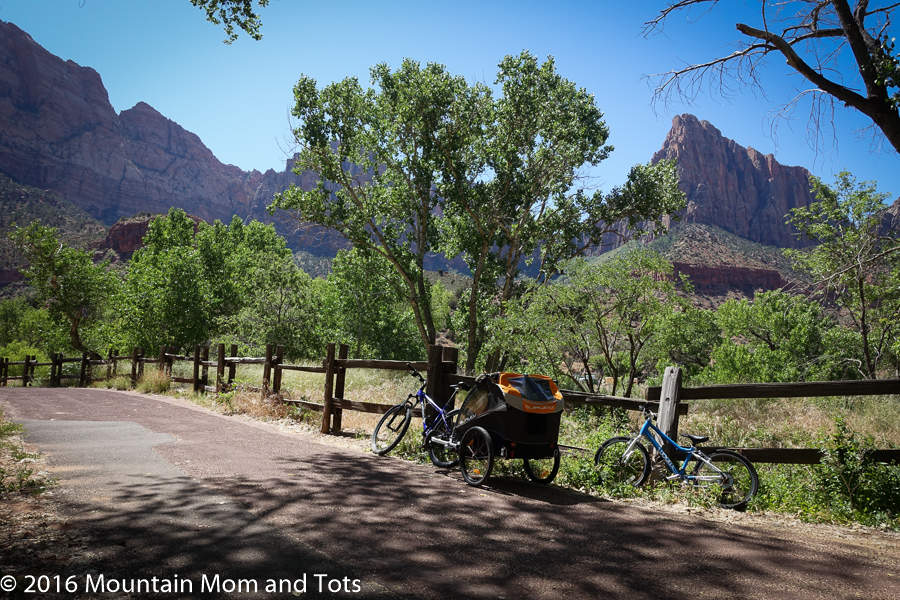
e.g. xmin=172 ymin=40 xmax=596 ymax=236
xmin=681 ymin=434 xmax=708 ymax=445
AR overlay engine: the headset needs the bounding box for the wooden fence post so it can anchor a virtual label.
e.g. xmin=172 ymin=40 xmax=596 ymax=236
xmin=22 ymin=355 xmax=31 ymax=387
xmin=658 ymin=366 xmax=683 ymax=455
xmin=331 ymin=344 xmax=349 ymax=433
xmin=216 ymin=343 xmax=225 ymax=393
xmin=137 ymin=347 xmax=145 ymax=379
xmin=201 ymin=346 xmax=210 ymax=389
xmin=441 ymin=346 xmax=459 ymax=410
xmin=425 ymin=345 xmax=443 ymax=417
xmin=166 ymin=346 xmax=175 ymax=377
xmin=1 ymin=357 xmax=7 ymax=386
xmin=272 ymin=344 xmax=285 ymax=395
xmin=261 ymin=343 xmax=273 ymax=400
xmin=321 ymin=343 xmax=336 ymax=434
xmin=130 ymin=347 xmax=139 ymax=387
xmin=192 ymin=345 xmax=201 ymax=393
xmin=79 ymin=352 xmax=89 ymax=387
xmin=227 ymin=344 xmax=237 ymax=387
xmin=111 ymin=349 xmax=118 ymax=379
xmin=158 ymin=346 xmax=166 ymax=373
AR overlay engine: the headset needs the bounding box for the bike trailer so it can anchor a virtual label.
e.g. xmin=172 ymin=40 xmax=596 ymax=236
xmin=455 ymin=372 xmax=563 ymax=459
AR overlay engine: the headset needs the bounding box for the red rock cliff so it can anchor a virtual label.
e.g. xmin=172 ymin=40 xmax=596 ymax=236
xmin=653 ymin=114 xmax=815 ymax=248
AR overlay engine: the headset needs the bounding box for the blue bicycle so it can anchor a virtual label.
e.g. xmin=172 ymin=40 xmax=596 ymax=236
xmin=371 ymin=364 xmax=464 ymax=468
xmin=594 ymin=406 xmax=759 ymax=510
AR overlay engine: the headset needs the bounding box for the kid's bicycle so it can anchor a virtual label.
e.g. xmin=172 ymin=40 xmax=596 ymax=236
xmin=594 ymin=405 xmax=759 ymax=510
xmin=371 ymin=364 xmax=465 ymax=468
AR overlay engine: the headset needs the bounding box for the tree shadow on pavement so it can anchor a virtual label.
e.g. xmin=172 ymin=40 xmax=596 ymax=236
xmin=33 ymin=450 xmax=893 ymax=600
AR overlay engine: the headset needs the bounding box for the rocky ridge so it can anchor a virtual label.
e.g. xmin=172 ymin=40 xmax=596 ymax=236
xmin=0 ymin=20 xmax=871 ymax=298
xmin=652 ymin=114 xmax=815 ymax=249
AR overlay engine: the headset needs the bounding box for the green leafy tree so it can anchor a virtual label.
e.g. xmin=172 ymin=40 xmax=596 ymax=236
xmin=496 ymin=250 xmax=684 ymax=397
xmin=323 ymin=248 xmax=423 ymax=360
xmin=216 ymin=255 xmax=322 ymax=358
xmin=440 ymin=52 xmax=685 ymax=372
xmin=786 ymin=173 xmax=900 ymax=378
xmin=649 ymin=305 xmax=720 ymax=381
xmin=270 ymin=59 xmax=482 ymax=348
xmin=702 ymin=290 xmax=850 ymax=383
xmin=272 ymin=52 xmax=685 ymax=367
xmin=10 ymin=223 xmax=116 ymax=355
xmin=117 ymin=244 xmax=213 ymax=352
xmin=116 ymin=209 xmax=295 ymax=352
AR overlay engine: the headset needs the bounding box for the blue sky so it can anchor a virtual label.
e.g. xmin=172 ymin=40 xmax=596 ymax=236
xmin=2 ymin=0 xmax=898 ymax=198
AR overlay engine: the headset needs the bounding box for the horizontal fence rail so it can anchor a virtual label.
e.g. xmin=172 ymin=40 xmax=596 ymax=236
xmin=645 ymin=369 xmax=900 ymax=465
xmin=646 ymin=378 xmax=900 ymax=400
xmin=3 ymin=345 xmax=897 ymax=465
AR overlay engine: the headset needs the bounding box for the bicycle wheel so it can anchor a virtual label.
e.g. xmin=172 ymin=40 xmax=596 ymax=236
xmin=426 ymin=409 xmax=460 ymax=468
xmin=692 ymin=450 xmax=759 ymax=510
xmin=594 ymin=436 xmax=651 ymax=488
xmin=459 ymin=426 xmax=493 ymax=486
xmin=371 ymin=403 xmax=411 ymax=455
xmin=523 ymin=447 xmax=561 ymax=485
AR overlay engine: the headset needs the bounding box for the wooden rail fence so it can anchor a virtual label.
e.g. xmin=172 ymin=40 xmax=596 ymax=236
xmin=645 ymin=367 xmax=900 ymax=464
xmin=3 ymin=346 xmax=897 ymax=465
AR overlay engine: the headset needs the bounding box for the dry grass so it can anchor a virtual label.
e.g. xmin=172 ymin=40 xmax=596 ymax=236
xmin=164 ymin=361 xmax=899 ymax=451
xmin=136 ymin=369 xmax=171 ymax=394
xmin=680 ymin=396 xmax=900 ymax=448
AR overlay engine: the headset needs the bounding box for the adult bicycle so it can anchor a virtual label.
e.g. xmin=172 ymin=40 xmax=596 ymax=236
xmin=594 ymin=405 xmax=759 ymax=510
xmin=371 ymin=363 xmax=465 ymax=468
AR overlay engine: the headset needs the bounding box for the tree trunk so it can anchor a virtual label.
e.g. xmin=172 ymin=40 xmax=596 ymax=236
xmin=464 ymin=243 xmax=489 ymax=374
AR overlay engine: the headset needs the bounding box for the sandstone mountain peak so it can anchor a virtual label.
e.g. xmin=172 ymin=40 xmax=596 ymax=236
xmin=653 ymin=113 xmax=814 ymax=248
xmin=1 ymin=20 xmax=824 ymax=282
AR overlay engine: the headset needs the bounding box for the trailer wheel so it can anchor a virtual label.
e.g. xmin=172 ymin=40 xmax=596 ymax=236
xmin=459 ymin=426 xmax=493 ymax=486
xmin=523 ymin=447 xmax=561 ymax=484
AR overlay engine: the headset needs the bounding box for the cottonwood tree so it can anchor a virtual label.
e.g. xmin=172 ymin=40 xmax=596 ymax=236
xmin=10 ymin=223 xmax=116 ymax=355
xmin=704 ymin=290 xmax=851 ymax=383
xmin=272 ymin=52 xmax=685 ymax=362
xmin=786 ymin=173 xmax=900 ymax=378
xmin=496 ymin=251 xmax=685 ymax=397
xmin=440 ymin=53 xmax=685 ymax=372
xmin=270 ymin=58 xmax=492 ymax=348
xmin=647 ymin=1 xmax=900 ymax=152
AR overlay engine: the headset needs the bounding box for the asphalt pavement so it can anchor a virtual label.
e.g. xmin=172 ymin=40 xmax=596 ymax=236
xmin=1 ymin=387 xmax=897 ymax=600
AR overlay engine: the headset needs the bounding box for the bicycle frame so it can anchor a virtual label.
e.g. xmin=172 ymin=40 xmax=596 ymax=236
xmin=625 ymin=416 xmax=725 ymax=483
xmin=414 ymin=389 xmax=454 ymax=440
xmin=398 ymin=383 xmax=459 ymax=449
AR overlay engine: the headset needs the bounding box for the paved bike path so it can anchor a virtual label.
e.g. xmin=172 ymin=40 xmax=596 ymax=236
xmin=1 ymin=387 xmax=898 ymax=599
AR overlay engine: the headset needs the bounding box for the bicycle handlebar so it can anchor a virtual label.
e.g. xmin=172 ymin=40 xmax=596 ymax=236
xmin=638 ymin=404 xmax=657 ymax=421
xmin=405 ymin=362 xmax=425 ymax=384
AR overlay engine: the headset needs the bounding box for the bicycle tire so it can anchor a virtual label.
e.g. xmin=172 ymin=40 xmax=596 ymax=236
xmin=523 ymin=447 xmax=561 ymax=485
xmin=371 ymin=403 xmax=411 ymax=455
xmin=426 ymin=409 xmax=460 ymax=468
xmin=692 ymin=450 xmax=759 ymax=510
xmin=594 ymin=436 xmax=651 ymax=488
xmin=459 ymin=426 xmax=493 ymax=486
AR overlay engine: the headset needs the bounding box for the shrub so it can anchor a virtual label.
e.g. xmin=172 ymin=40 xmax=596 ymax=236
xmin=107 ymin=375 xmax=132 ymax=391
xmin=136 ymin=370 xmax=170 ymax=394
xmin=815 ymin=417 xmax=900 ymax=527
